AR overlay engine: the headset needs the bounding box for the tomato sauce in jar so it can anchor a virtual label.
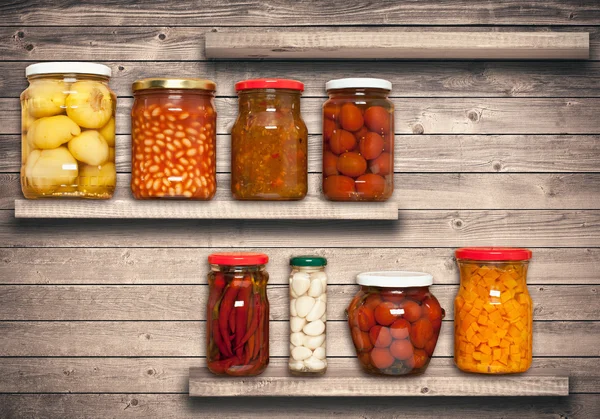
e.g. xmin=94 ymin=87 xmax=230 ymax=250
xmin=131 ymin=78 xmax=217 ymax=199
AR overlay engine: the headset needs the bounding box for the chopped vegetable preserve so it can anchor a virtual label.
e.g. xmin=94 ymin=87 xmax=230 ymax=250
xmin=231 ymin=79 xmax=308 ymax=200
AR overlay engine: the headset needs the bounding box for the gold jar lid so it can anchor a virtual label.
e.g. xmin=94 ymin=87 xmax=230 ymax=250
xmin=132 ymin=78 xmax=216 ymax=92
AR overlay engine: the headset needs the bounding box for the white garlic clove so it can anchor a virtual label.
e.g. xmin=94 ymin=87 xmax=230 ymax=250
xmin=290 ymin=316 xmax=307 ymax=333
xmin=289 ymin=359 xmax=305 ymax=371
xmin=290 ymin=298 xmax=297 ymax=317
xmin=320 ymin=313 xmax=327 ymax=322
xmin=291 ymin=346 xmax=312 ymax=361
xmin=295 ymin=295 xmax=315 ymax=318
xmin=318 ymin=293 xmax=327 ymax=303
xmin=290 ymin=331 xmax=305 ymax=347
xmin=304 ymin=356 xmax=326 ymax=371
xmin=305 ymin=299 xmax=326 ymax=322
xmin=303 ymin=320 xmax=325 ymax=336
xmin=291 ymin=272 xmax=311 ymax=296
xmin=310 ymin=271 xmax=327 ymax=282
xmin=308 ymin=276 xmax=323 ymax=297
xmin=303 ymin=333 xmax=325 ymax=350
xmin=313 ymin=346 xmax=326 ymax=360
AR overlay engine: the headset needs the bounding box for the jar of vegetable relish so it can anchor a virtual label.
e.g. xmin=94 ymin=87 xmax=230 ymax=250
xmin=206 ymin=252 xmax=270 ymax=376
xmin=131 ymin=78 xmax=217 ymax=199
xmin=322 ymin=78 xmax=394 ymax=201
xmin=231 ymin=79 xmax=308 ymax=200
xmin=454 ymin=248 xmax=533 ymax=374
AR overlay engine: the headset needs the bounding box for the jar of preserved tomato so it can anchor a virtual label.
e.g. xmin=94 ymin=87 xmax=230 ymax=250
xmin=322 ymin=78 xmax=394 ymax=201
xmin=231 ymin=79 xmax=308 ymax=200
xmin=289 ymin=256 xmax=328 ymax=375
xmin=21 ymin=62 xmax=117 ymax=199
xmin=131 ymin=78 xmax=217 ymax=199
xmin=454 ymin=248 xmax=533 ymax=374
xmin=347 ymin=271 xmax=444 ymax=375
xmin=206 ymin=252 xmax=269 ymax=376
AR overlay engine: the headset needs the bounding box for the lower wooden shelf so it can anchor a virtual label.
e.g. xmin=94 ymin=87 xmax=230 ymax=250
xmin=189 ymin=360 xmax=569 ymax=397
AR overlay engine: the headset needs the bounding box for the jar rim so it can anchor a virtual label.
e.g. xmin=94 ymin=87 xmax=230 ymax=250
xmin=132 ymin=78 xmax=216 ymax=92
xmin=455 ymin=247 xmax=532 ymax=261
xmin=26 ymin=62 xmax=111 ymax=78
xmin=356 ymin=271 xmax=433 ymax=287
xmin=208 ymin=252 xmax=268 ymax=266
xmin=326 ymin=78 xmax=392 ymax=92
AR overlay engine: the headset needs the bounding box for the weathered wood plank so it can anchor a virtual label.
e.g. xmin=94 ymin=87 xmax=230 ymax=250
xmin=0 ymin=285 xmax=595 ymax=321
xmin=205 ymin=32 xmax=589 ymax=60
xmin=4 ymin=135 xmax=600 ymax=174
xmin=2 ymin=27 xmax=599 ymax=62
xmin=4 ymin=62 xmax=600 ymax=98
xmin=0 ymin=321 xmax=596 ymax=357
xmin=1 ymin=248 xmax=596 ymax=286
xmin=0 ymin=357 xmax=595 ymax=394
xmin=0 ymin=210 xmax=598 ymax=247
xmin=1 ymin=1 xmax=599 ymax=26
xmin=4 ymin=98 xmax=600 ymax=135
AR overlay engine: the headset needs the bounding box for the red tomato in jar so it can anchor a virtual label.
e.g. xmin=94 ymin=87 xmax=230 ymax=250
xmin=323 ymin=103 xmax=340 ymax=120
xmin=374 ymin=301 xmax=398 ymax=326
xmin=364 ymin=293 xmax=382 ymax=311
xmin=354 ymin=126 xmax=369 ymax=141
xmin=355 ymin=173 xmax=386 ymax=199
xmin=403 ymin=355 xmax=416 ymax=370
xmin=381 ymin=291 xmax=404 ymax=304
xmin=412 ymin=349 xmax=429 ymax=369
xmin=410 ymin=318 xmax=434 ymax=349
xmin=383 ymin=133 xmax=393 ymax=152
xmin=422 ymin=296 xmax=443 ymax=331
xmin=340 ymin=103 xmax=364 ymax=132
xmin=400 ymin=300 xmax=422 ymax=323
xmin=390 ymin=338 xmax=414 ymax=360
xmin=359 ymin=132 xmax=384 ymax=160
xmin=424 ymin=331 xmax=439 ymax=357
xmin=358 ymin=351 xmax=371 ymax=367
xmin=351 ymin=326 xmax=373 ymax=352
xmin=364 ymin=106 xmax=391 ymax=134
xmin=390 ymin=318 xmax=411 ymax=339
xmin=369 ymin=325 xmax=392 ymax=348
xmin=356 ymin=306 xmax=376 ymax=332
xmin=370 ymin=347 xmax=395 ymax=370
xmin=337 ymin=152 xmax=367 ymax=178
xmin=323 ymin=119 xmax=337 ymax=141
xmin=369 ymin=152 xmax=392 ymax=176
xmin=329 ymin=130 xmax=356 ymax=155
xmin=323 ymin=151 xmax=339 ymax=177
xmin=323 ymin=175 xmax=355 ymax=200
xmin=406 ymin=287 xmax=429 ymax=302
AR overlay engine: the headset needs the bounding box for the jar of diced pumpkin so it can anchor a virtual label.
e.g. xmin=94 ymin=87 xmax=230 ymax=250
xmin=454 ymin=248 xmax=533 ymax=374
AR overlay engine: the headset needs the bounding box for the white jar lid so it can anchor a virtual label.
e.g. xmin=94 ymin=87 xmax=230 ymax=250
xmin=356 ymin=271 xmax=433 ymax=287
xmin=26 ymin=62 xmax=112 ymax=77
xmin=326 ymin=78 xmax=392 ymax=92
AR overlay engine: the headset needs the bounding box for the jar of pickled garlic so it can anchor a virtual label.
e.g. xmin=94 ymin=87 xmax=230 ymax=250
xmin=131 ymin=78 xmax=217 ymax=199
xmin=347 ymin=272 xmax=444 ymax=375
xmin=231 ymin=79 xmax=308 ymax=200
xmin=322 ymin=78 xmax=394 ymax=201
xmin=454 ymin=248 xmax=533 ymax=374
xmin=206 ymin=252 xmax=269 ymax=376
xmin=289 ymin=256 xmax=328 ymax=375
xmin=21 ymin=62 xmax=117 ymax=199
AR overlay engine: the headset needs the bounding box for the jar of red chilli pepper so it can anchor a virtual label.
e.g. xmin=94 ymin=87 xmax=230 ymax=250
xmin=131 ymin=78 xmax=217 ymax=199
xmin=206 ymin=252 xmax=270 ymax=376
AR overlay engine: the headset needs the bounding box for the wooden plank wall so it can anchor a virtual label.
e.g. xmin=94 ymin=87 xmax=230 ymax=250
xmin=0 ymin=1 xmax=599 ymax=417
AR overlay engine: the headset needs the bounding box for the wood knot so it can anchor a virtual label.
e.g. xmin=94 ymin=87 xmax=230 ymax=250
xmin=130 ymin=399 xmax=138 ymax=406
xmin=118 ymin=66 xmax=125 ymax=71
xmin=147 ymin=368 xmax=155 ymax=376
xmin=412 ymin=123 xmax=424 ymax=134
xmin=492 ymin=161 xmax=503 ymax=172
xmin=452 ymin=219 xmax=464 ymax=229
xmin=25 ymin=44 xmax=34 ymax=51
xmin=17 ymin=31 xmax=24 ymax=38
xmin=158 ymin=33 xmax=166 ymax=41
xmin=421 ymin=387 xmax=429 ymax=394
xmin=467 ymin=110 xmax=480 ymax=122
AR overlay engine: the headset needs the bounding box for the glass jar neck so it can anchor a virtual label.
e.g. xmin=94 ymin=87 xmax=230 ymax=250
xmin=292 ymin=265 xmax=325 ymax=272
xmin=134 ymin=88 xmax=214 ymax=98
xmin=327 ymin=88 xmax=390 ymax=100
xmin=360 ymin=285 xmax=429 ymax=293
xmin=237 ymin=89 xmax=301 ymax=112
xmin=210 ymin=263 xmax=266 ymax=273
xmin=27 ymin=74 xmax=111 ymax=84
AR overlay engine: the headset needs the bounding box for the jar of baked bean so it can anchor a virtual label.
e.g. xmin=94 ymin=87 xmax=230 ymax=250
xmin=131 ymin=78 xmax=217 ymax=199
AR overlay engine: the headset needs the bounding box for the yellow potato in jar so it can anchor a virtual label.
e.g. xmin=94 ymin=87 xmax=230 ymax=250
xmin=66 ymin=81 xmax=113 ymax=129
xmin=24 ymin=79 xmax=68 ymax=118
xmin=108 ymin=147 xmax=115 ymax=162
xmin=27 ymin=115 xmax=81 ymax=150
xmin=68 ymin=130 xmax=109 ymax=166
xmin=25 ymin=147 xmax=78 ymax=194
xmin=78 ymin=162 xmax=116 ymax=194
xmin=21 ymin=106 xmax=36 ymax=133
xmin=98 ymin=117 xmax=115 ymax=147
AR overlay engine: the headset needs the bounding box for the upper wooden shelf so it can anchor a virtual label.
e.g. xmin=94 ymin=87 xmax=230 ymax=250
xmin=189 ymin=362 xmax=569 ymax=397
xmin=14 ymin=198 xmax=398 ymax=220
xmin=205 ymin=32 xmax=589 ymax=60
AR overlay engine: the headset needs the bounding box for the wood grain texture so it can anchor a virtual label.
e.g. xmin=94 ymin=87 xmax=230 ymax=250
xmin=4 ymin=135 xmax=600 ymax=174
xmin=189 ymin=366 xmax=569 ymax=397
xmin=0 ymin=284 xmax=595 ymax=321
xmin=1 ymin=210 xmax=598 ymax=247
xmin=1 ymin=1 xmax=599 ymax=26
xmin=0 ymin=321 xmax=597 ymax=357
xmin=4 ymin=98 xmax=600 ymax=135
xmin=1 ymin=248 xmax=596 ymax=286
xmin=205 ymin=32 xmax=589 ymax=60
xmin=0 ymin=357 xmax=595 ymax=394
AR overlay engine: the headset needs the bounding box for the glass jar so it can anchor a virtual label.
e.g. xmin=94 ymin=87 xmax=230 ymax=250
xmin=322 ymin=78 xmax=394 ymax=201
xmin=288 ymin=256 xmax=328 ymax=376
xmin=131 ymin=78 xmax=217 ymax=199
xmin=21 ymin=62 xmax=117 ymax=199
xmin=347 ymin=272 xmax=444 ymax=375
xmin=231 ymin=79 xmax=308 ymax=200
xmin=206 ymin=252 xmax=269 ymax=376
xmin=454 ymin=248 xmax=533 ymax=374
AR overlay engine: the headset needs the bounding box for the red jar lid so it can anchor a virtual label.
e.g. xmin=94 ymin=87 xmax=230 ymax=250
xmin=235 ymin=78 xmax=304 ymax=92
xmin=208 ymin=252 xmax=269 ymax=266
xmin=455 ymin=247 xmax=532 ymax=261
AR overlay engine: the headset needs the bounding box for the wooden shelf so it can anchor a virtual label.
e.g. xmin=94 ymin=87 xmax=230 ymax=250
xmin=205 ymin=31 xmax=589 ymax=60
xmin=14 ymin=198 xmax=398 ymax=220
xmin=189 ymin=362 xmax=569 ymax=397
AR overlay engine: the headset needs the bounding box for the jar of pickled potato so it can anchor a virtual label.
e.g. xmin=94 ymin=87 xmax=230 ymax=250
xmin=323 ymin=78 xmax=394 ymax=201
xmin=289 ymin=256 xmax=328 ymax=375
xmin=21 ymin=62 xmax=117 ymax=199
xmin=454 ymin=248 xmax=533 ymax=374
xmin=231 ymin=79 xmax=308 ymax=200
xmin=131 ymin=78 xmax=217 ymax=199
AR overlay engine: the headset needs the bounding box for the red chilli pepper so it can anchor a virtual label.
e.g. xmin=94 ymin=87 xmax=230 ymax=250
xmin=234 ymin=277 xmax=253 ymax=359
xmin=211 ymin=318 xmax=231 ymax=358
xmin=208 ymin=356 xmax=238 ymax=375
xmin=228 ymin=307 xmax=236 ymax=334
xmin=253 ymin=295 xmax=265 ymax=361
xmin=233 ymin=291 xmax=261 ymax=352
xmin=218 ymin=278 xmax=241 ymax=357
